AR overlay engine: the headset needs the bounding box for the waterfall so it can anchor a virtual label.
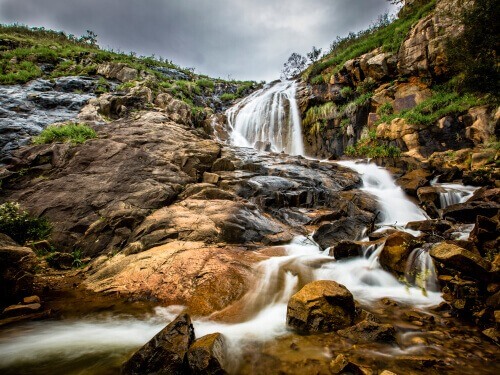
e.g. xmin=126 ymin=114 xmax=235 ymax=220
xmin=226 ymin=80 xmax=305 ymax=156
xmin=404 ymin=247 xmax=439 ymax=293
xmin=336 ymin=161 xmax=428 ymax=228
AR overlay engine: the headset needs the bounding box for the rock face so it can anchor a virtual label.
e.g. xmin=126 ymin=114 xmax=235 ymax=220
xmin=97 ymin=63 xmax=138 ymax=82
xmin=187 ymin=333 xmax=228 ymax=375
xmin=0 ymin=77 xmax=96 ymax=161
xmin=287 ymin=280 xmax=356 ymax=333
xmin=0 ymin=234 xmax=37 ymax=307
xmin=121 ymin=313 xmax=195 ymax=375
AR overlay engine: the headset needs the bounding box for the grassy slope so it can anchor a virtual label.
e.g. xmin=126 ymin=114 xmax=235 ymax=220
xmin=0 ymin=24 xmax=257 ymax=108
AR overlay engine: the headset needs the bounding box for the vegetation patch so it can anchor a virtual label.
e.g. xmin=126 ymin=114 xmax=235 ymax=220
xmin=345 ymin=131 xmax=401 ymax=158
xmin=377 ymin=89 xmax=485 ymax=126
xmin=303 ymin=1 xmax=436 ymax=81
xmin=0 ymin=202 xmax=51 ymax=245
xmin=32 ymin=123 xmax=97 ymax=144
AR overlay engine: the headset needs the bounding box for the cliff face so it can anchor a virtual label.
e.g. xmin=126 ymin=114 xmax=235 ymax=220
xmin=299 ymin=0 xmax=498 ymax=177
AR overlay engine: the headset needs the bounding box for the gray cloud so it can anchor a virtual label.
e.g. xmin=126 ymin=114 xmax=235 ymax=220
xmin=0 ymin=0 xmax=397 ymax=81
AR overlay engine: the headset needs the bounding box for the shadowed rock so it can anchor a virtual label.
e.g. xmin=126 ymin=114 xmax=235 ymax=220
xmin=121 ymin=313 xmax=194 ymax=375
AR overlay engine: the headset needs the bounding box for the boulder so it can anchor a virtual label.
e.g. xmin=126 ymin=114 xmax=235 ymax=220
xmin=46 ymin=252 xmax=74 ymax=270
xmin=121 ymin=313 xmax=195 ymax=375
xmin=379 ymin=232 xmax=418 ymax=276
xmin=330 ymin=239 xmax=383 ymax=260
xmin=329 ymin=354 xmax=365 ymax=375
xmin=313 ymin=216 xmax=371 ymax=250
xmin=187 ymin=333 xmax=228 ymax=375
xmin=366 ymin=53 xmax=391 ymax=81
xmin=286 ymin=280 xmax=356 ymax=333
xmin=203 ymin=172 xmax=220 ymax=184
xmin=338 ymin=320 xmax=396 ymax=344
xmin=154 ymin=93 xmax=193 ymax=125
xmin=430 ymin=242 xmax=491 ymax=279
xmin=406 ymin=220 xmax=452 ymax=234
xmin=2 ymin=303 xmax=41 ymax=318
xmin=0 ymin=235 xmax=37 ymax=307
xmin=416 ymin=186 xmax=446 ymax=207
xmin=443 ymin=202 xmax=500 ymax=223
xmin=396 ymin=169 xmax=431 ymax=197
xmin=97 ymin=62 xmax=138 ymax=82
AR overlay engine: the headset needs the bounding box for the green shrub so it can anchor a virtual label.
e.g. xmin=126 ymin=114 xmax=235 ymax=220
xmin=377 ymin=102 xmax=393 ymax=116
xmin=340 ymin=86 xmax=354 ymax=98
xmin=310 ymin=75 xmax=325 ymax=85
xmin=303 ymin=102 xmax=336 ymax=128
xmin=0 ymin=202 xmax=51 ymax=244
xmin=196 ymin=78 xmax=215 ymax=91
xmin=220 ymin=93 xmax=237 ymax=102
xmin=32 ymin=123 xmax=97 ymax=144
xmin=236 ymin=81 xmax=255 ymax=97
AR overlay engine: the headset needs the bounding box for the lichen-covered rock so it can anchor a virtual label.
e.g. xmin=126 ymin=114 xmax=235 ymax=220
xmin=287 ymin=280 xmax=356 ymax=333
xmin=187 ymin=333 xmax=228 ymax=375
xmin=121 ymin=313 xmax=195 ymax=375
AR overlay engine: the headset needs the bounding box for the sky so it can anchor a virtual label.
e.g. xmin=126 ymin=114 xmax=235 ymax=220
xmin=0 ymin=0 xmax=398 ymax=82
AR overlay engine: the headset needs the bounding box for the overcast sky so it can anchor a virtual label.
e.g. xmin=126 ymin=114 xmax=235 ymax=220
xmin=0 ymin=0 xmax=397 ymax=81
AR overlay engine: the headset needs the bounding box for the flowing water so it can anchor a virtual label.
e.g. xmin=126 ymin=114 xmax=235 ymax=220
xmin=226 ymin=80 xmax=304 ymax=156
xmin=0 ymin=80 xmax=466 ymax=374
xmin=432 ymin=182 xmax=478 ymax=209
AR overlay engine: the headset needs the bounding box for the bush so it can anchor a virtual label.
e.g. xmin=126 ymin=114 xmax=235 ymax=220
xmin=377 ymin=102 xmax=393 ymax=116
xmin=310 ymin=75 xmax=325 ymax=85
xmin=446 ymin=0 xmax=499 ymax=95
xmin=196 ymin=78 xmax=215 ymax=91
xmin=32 ymin=123 xmax=97 ymax=144
xmin=0 ymin=202 xmax=51 ymax=245
xmin=220 ymin=93 xmax=237 ymax=102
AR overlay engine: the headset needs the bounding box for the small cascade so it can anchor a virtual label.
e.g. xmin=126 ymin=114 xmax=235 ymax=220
xmin=336 ymin=161 xmax=427 ymax=228
xmin=226 ymin=80 xmax=304 ymax=156
xmin=404 ymin=247 xmax=439 ymax=293
xmin=432 ymin=182 xmax=478 ymax=209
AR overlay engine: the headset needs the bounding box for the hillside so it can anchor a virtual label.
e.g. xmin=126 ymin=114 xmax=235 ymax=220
xmin=297 ymin=0 xmax=498 ymax=185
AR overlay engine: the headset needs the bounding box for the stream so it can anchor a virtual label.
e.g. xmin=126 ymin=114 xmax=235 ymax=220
xmin=0 ymin=80 xmax=495 ymax=374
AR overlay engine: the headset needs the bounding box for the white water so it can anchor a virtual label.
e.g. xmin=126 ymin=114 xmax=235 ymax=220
xmin=226 ymin=80 xmax=305 ymax=156
xmin=404 ymin=247 xmax=439 ymax=292
xmin=336 ymin=160 xmax=427 ymax=228
xmin=432 ymin=182 xmax=478 ymax=209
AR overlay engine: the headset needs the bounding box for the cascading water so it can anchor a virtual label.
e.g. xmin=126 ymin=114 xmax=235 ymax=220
xmin=432 ymin=182 xmax=478 ymax=209
xmin=336 ymin=160 xmax=428 ymax=228
xmin=226 ymin=80 xmax=305 ymax=156
xmin=404 ymin=247 xmax=439 ymax=293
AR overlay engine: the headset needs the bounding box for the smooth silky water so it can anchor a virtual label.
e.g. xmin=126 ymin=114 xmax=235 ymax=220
xmin=0 ymin=80 xmax=466 ymax=374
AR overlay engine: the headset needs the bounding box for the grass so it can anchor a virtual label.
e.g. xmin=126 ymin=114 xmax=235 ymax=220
xmin=0 ymin=23 xmax=258 ymax=112
xmin=0 ymin=202 xmax=51 ymax=245
xmin=220 ymin=93 xmax=237 ymax=102
xmin=377 ymin=89 xmax=486 ymax=126
xmin=345 ymin=130 xmax=401 ymax=158
xmin=303 ymin=1 xmax=437 ymax=81
xmin=303 ymin=102 xmax=336 ymax=128
xmin=32 ymin=123 xmax=97 ymax=144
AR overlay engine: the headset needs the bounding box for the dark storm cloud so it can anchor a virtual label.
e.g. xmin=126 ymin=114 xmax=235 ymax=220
xmin=0 ymin=0 xmax=397 ymax=81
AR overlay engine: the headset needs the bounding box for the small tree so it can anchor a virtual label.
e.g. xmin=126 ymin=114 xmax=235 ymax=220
xmin=281 ymin=53 xmax=307 ymax=80
xmin=307 ymin=46 xmax=322 ymax=63
xmin=79 ymin=30 xmax=98 ymax=46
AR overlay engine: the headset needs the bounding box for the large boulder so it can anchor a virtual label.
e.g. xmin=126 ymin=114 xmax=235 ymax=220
xmin=121 ymin=313 xmax=195 ymax=375
xmin=338 ymin=320 xmax=396 ymax=344
xmin=430 ymin=242 xmax=491 ymax=279
xmin=0 ymin=234 xmax=37 ymax=307
xmin=286 ymin=280 xmax=356 ymax=333
xmin=313 ymin=216 xmax=372 ymax=250
xmin=379 ymin=232 xmax=418 ymax=276
xmin=396 ymin=169 xmax=431 ymax=197
xmin=84 ymin=241 xmax=258 ymax=316
xmin=187 ymin=333 xmax=228 ymax=375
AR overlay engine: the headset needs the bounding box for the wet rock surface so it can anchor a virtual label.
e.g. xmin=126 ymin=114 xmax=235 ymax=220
xmin=0 ymin=77 xmax=96 ymax=162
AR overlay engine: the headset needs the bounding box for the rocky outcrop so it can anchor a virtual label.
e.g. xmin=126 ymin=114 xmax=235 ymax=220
xmin=287 ymin=280 xmax=356 ymax=333
xmin=84 ymin=241 xmax=258 ymax=315
xmin=97 ymin=63 xmax=138 ymax=82
xmin=430 ymin=242 xmax=491 ymax=279
xmin=0 ymin=234 xmax=37 ymax=307
xmin=122 ymin=313 xmax=194 ymax=375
